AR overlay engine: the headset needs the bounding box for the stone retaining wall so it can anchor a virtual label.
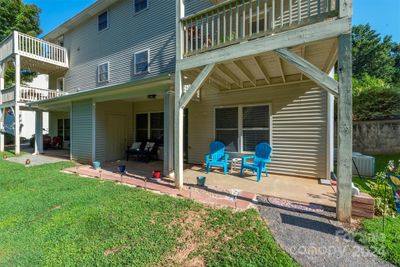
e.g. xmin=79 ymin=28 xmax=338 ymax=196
xmin=353 ymin=119 xmax=400 ymax=154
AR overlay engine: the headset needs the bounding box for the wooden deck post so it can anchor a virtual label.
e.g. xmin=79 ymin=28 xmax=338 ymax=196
xmin=337 ymin=33 xmax=353 ymax=222
xmin=14 ymin=54 xmax=21 ymax=155
xmin=164 ymin=89 xmax=175 ymax=177
xmin=34 ymin=110 xmax=43 ymax=154
xmin=326 ymin=68 xmax=335 ymax=179
xmin=174 ymin=0 xmax=185 ymax=189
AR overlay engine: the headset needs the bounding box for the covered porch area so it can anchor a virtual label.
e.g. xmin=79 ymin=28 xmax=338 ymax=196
xmin=174 ymin=0 xmax=352 ymax=221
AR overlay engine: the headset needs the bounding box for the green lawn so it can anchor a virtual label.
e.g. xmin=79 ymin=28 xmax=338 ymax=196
xmin=353 ymin=154 xmax=400 ymax=267
xmin=0 ymin=159 xmax=297 ymax=267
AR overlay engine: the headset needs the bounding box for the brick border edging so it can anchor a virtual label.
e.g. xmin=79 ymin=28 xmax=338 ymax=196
xmin=63 ymin=166 xmax=257 ymax=210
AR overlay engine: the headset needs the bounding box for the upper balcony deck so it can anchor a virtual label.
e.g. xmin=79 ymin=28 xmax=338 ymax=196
xmin=182 ymin=0 xmax=338 ymax=57
xmin=0 ymin=31 xmax=69 ymax=69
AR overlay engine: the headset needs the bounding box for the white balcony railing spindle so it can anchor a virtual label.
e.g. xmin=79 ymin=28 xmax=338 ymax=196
xmin=181 ymin=0 xmax=339 ymax=57
xmin=18 ymin=86 xmax=67 ymax=102
xmin=15 ymin=32 xmax=68 ymax=68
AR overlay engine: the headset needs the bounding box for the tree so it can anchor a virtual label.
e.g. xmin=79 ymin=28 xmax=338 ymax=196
xmin=392 ymin=43 xmax=400 ymax=85
xmin=0 ymin=0 xmax=42 ymax=86
xmin=0 ymin=0 xmax=41 ymax=40
xmin=352 ymin=24 xmax=397 ymax=84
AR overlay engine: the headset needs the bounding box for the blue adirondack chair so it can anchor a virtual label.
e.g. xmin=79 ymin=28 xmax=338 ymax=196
xmin=205 ymin=141 xmax=229 ymax=175
xmin=240 ymin=143 xmax=272 ymax=182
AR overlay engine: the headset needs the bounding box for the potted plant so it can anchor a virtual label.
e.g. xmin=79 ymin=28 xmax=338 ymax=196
xmin=197 ymin=176 xmax=206 ymax=187
xmin=92 ymin=161 xmax=101 ymax=170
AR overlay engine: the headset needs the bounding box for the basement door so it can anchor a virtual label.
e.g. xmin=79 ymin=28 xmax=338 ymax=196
xmin=106 ymin=115 xmax=128 ymax=161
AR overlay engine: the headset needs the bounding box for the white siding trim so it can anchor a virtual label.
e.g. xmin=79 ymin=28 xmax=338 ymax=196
xmin=133 ymin=48 xmax=150 ymax=75
xmin=69 ymin=102 xmax=73 ymax=160
xmin=92 ymin=99 xmax=96 ymax=162
xmin=97 ymin=62 xmax=110 ymax=83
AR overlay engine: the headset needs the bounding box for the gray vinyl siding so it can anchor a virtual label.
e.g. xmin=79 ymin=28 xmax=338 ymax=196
xmin=187 ymin=82 xmax=328 ymax=179
xmin=61 ymin=0 xmax=213 ymax=93
xmin=71 ymin=100 xmax=93 ymax=163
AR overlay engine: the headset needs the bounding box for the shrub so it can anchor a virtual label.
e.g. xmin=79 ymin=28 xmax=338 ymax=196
xmin=353 ymin=82 xmax=400 ymax=120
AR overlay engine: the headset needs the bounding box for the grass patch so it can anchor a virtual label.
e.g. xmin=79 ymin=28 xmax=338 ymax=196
xmin=353 ymin=154 xmax=400 ymax=266
xmin=0 ymin=149 xmax=25 ymax=158
xmin=356 ymin=216 xmax=400 ymax=266
xmin=0 ymin=159 xmax=297 ymax=266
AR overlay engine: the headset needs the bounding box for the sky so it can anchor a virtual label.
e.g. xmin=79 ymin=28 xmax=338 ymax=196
xmin=26 ymin=0 xmax=400 ymax=42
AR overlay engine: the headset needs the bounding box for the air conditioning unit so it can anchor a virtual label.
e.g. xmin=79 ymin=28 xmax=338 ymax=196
xmin=352 ymin=153 xmax=375 ymax=177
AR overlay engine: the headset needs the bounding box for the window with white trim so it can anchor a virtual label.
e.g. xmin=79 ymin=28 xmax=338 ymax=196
xmin=98 ymin=11 xmax=109 ymax=32
xmin=134 ymin=49 xmax=149 ymax=74
xmin=135 ymin=112 xmax=164 ymax=143
xmin=98 ymin=62 xmax=110 ymax=82
xmin=215 ymin=104 xmax=270 ymax=153
xmin=134 ymin=0 xmax=148 ymax=13
xmin=56 ymin=77 xmax=65 ymax=91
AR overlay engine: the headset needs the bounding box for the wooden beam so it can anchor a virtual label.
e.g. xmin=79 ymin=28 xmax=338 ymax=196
xmin=300 ymin=45 xmax=306 ymax=80
xmin=323 ymin=39 xmax=338 ymax=72
xmin=209 ymin=71 xmax=231 ymax=90
xmin=220 ymin=79 xmax=314 ymax=93
xmin=275 ymin=48 xmax=339 ymax=96
xmin=177 ymin=18 xmax=352 ymax=71
xmin=189 ymin=69 xmax=230 ymax=90
xmin=337 ymin=33 xmax=353 ymax=222
xmin=179 ymin=63 xmax=215 ymax=108
xmin=233 ymin=60 xmax=256 ymax=87
xmin=254 ymin=56 xmax=271 ymax=84
xmin=339 ymin=0 xmax=352 ymax=18
xmin=217 ymin=64 xmax=242 ymax=87
xmin=277 ymin=57 xmax=286 ymax=83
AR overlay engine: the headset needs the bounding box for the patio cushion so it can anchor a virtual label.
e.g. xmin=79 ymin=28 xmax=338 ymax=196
xmin=130 ymin=142 xmax=142 ymax=150
xmin=146 ymin=142 xmax=155 ymax=151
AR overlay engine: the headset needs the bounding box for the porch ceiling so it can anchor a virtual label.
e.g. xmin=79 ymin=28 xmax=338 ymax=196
xmin=183 ymin=38 xmax=337 ymax=92
xmin=21 ymin=56 xmax=68 ymax=75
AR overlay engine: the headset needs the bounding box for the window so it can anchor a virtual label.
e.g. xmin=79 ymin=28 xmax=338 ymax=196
xmin=134 ymin=49 xmax=149 ymax=74
xmin=135 ymin=113 xmax=148 ymax=142
xmin=215 ymin=105 xmax=270 ymax=153
xmin=98 ymin=11 xmax=109 ymax=32
xmin=98 ymin=62 xmax=110 ymax=82
xmin=57 ymin=119 xmax=70 ymax=141
xmin=242 ymin=106 xmax=270 ymax=152
xmin=215 ymin=107 xmax=238 ymax=152
xmin=56 ymin=77 xmax=64 ymax=91
xmin=134 ymin=0 xmax=148 ymax=13
xmin=135 ymin=112 xmax=164 ymax=143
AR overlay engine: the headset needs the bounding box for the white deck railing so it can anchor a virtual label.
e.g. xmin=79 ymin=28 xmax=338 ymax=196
xmin=0 ymin=34 xmax=14 ymax=62
xmin=182 ymin=0 xmax=338 ymax=57
xmin=0 ymin=31 xmax=68 ymax=68
xmin=1 ymin=86 xmax=67 ymax=104
xmin=19 ymin=86 xmax=67 ymax=102
xmin=0 ymin=87 xmax=16 ymax=103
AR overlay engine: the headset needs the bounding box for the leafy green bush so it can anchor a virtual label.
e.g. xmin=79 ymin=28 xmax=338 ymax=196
xmin=354 ymin=157 xmax=399 ymax=216
xmin=368 ymin=173 xmax=397 ymax=216
xmin=353 ymin=76 xmax=400 ymax=120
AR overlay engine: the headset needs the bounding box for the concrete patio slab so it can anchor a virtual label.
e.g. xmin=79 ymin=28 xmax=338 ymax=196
xmin=6 ymin=153 xmax=68 ymax=166
xmin=75 ymin=160 xmax=336 ymax=208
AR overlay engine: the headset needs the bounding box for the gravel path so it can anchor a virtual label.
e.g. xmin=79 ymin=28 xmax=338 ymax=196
xmin=257 ymin=196 xmax=393 ymax=267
